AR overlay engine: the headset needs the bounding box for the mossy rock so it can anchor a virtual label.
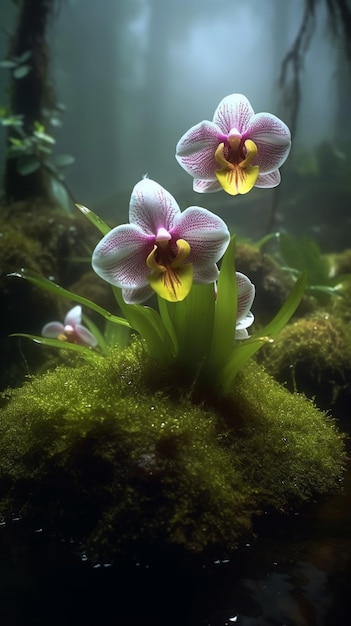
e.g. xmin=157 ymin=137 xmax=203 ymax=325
xmin=235 ymin=242 xmax=316 ymax=326
xmin=259 ymin=312 xmax=351 ymax=420
xmin=0 ymin=342 xmax=345 ymax=562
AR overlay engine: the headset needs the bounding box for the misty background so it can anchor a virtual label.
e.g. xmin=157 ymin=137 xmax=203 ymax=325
xmin=1 ymin=0 xmax=350 ymax=239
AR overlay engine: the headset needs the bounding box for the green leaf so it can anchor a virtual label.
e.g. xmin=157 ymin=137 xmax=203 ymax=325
xmin=254 ymin=231 xmax=280 ymax=249
xmin=279 ymin=233 xmax=329 ymax=285
xmin=255 ymin=271 xmax=307 ymax=338
xmin=219 ymin=271 xmax=307 ymax=394
xmin=81 ymin=313 xmax=108 ymax=355
xmin=104 ymin=319 xmax=131 ymax=349
xmin=76 ymin=204 xmax=112 ymax=236
xmin=157 ymin=296 xmax=178 ymax=356
xmin=0 ymin=60 xmax=17 ymax=69
xmin=17 ymin=155 xmax=40 ymax=175
xmin=13 ymin=64 xmax=31 ymax=79
xmin=307 ymin=285 xmax=338 ymax=295
xmin=9 ymin=333 xmax=102 ymax=361
xmin=34 ymin=130 xmax=55 ymax=144
xmin=8 ymin=269 xmax=130 ymax=329
xmin=52 ymin=154 xmax=75 ymax=167
xmin=113 ymin=287 xmax=174 ymax=363
xmin=15 ymin=50 xmax=32 ymax=64
xmin=164 ymin=282 xmax=215 ymax=369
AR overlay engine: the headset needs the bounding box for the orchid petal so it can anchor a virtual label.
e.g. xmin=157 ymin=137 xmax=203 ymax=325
xmin=246 ymin=112 xmax=291 ymax=173
xmin=236 ymin=311 xmax=255 ymax=330
xmin=213 ymin=93 xmax=255 ymax=134
xmin=92 ymin=224 xmax=153 ymax=288
xmin=175 ymin=93 xmax=291 ymax=197
xmin=122 ymin=284 xmax=154 ymax=305
xmin=175 ymin=121 xmax=221 ymax=179
xmin=255 ymin=169 xmax=281 ymax=188
xmin=235 ymin=328 xmax=249 ymax=339
xmin=193 ymin=264 xmax=219 ymax=284
xmin=147 ymin=239 xmax=193 ymax=302
xmin=193 ymin=178 xmax=221 ymax=193
xmin=236 ymin=272 xmax=255 ymax=320
xmin=64 ymin=305 xmax=82 ymax=326
xmin=129 ymin=178 xmax=181 ymax=233
xmin=172 ymin=206 xmax=230 ymax=268
xmin=75 ymin=324 xmax=98 ymax=347
xmin=41 ymin=321 xmax=65 ymax=338
xmin=215 ymin=160 xmax=259 ymax=195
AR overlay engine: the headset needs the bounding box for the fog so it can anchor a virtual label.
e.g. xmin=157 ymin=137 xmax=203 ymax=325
xmin=1 ymin=0 xmax=350 ymax=211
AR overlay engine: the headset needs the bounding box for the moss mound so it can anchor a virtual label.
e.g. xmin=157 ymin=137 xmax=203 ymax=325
xmin=259 ymin=312 xmax=351 ymax=420
xmin=0 ymin=342 xmax=346 ymax=561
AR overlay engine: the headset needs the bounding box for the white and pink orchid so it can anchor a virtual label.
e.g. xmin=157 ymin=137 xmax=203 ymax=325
xmin=235 ymin=272 xmax=255 ymax=339
xmin=92 ymin=178 xmax=230 ymax=304
xmin=176 ymin=93 xmax=291 ymax=196
xmin=41 ymin=305 xmax=97 ymax=347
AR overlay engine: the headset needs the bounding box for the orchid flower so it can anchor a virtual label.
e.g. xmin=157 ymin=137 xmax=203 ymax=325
xmin=176 ymin=93 xmax=291 ymax=196
xmin=92 ymin=178 xmax=230 ymax=304
xmin=235 ymin=272 xmax=255 ymax=339
xmin=41 ymin=305 xmax=98 ymax=347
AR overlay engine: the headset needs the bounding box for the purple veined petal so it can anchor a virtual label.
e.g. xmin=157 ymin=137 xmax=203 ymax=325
xmin=129 ymin=178 xmax=181 ymax=234
xmin=255 ymin=169 xmax=281 ymax=188
xmin=193 ymin=264 xmax=219 ymax=284
xmin=236 ymin=311 xmax=254 ymax=330
xmin=213 ymin=94 xmax=255 ymax=135
xmin=74 ymin=324 xmax=98 ymax=347
xmin=92 ymin=223 xmax=153 ymax=288
xmin=64 ymin=305 xmax=82 ymax=327
xmin=193 ymin=178 xmax=222 ymax=193
xmin=235 ymin=327 xmax=249 ymax=340
xmin=246 ymin=112 xmax=291 ymax=173
xmin=172 ymin=207 xmax=230 ymax=268
xmin=175 ymin=121 xmax=221 ymax=179
xmin=41 ymin=321 xmax=65 ymax=338
xmin=236 ymin=272 xmax=255 ymax=321
xmin=121 ymin=283 xmax=154 ymax=304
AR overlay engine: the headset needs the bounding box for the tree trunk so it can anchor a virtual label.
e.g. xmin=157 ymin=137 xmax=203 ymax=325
xmin=4 ymin=0 xmax=56 ymax=203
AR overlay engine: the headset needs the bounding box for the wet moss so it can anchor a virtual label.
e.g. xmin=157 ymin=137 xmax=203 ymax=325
xmin=0 ymin=199 xmax=101 ymax=390
xmin=259 ymin=312 xmax=351 ymax=420
xmin=0 ymin=341 xmax=345 ymax=561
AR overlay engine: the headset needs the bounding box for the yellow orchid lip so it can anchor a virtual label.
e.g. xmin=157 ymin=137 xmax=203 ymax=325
xmin=147 ymin=238 xmax=193 ymax=302
xmin=215 ymin=138 xmax=259 ymax=195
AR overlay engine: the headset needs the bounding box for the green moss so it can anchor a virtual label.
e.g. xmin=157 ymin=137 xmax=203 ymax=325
xmin=0 ymin=341 xmax=346 ymax=561
xmin=259 ymin=312 xmax=351 ymax=419
xmin=0 ymin=200 xmax=105 ymax=390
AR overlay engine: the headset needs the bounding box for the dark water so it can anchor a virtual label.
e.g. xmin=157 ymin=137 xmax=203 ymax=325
xmin=1 ymin=469 xmax=351 ymax=626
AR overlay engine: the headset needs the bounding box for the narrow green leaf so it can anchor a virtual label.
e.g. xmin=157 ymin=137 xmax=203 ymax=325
xmin=81 ymin=313 xmax=108 ymax=355
xmin=8 ymin=269 xmax=130 ymax=328
xmin=255 ymin=271 xmax=307 ymax=338
xmin=165 ymin=283 xmax=215 ymax=368
xmin=10 ymin=333 xmax=102 ymax=360
xmin=0 ymin=60 xmax=17 ymax=69
xmin=76 ymin=204 xmax=112 ymax=236
xmin=113 ymin=287 xmax=173 ymax=363
xmin=254 ymin=231 xmax=280 ymax=249
xmin=157 ymin=296 xmax=178 ymax=356
xmin=104 ymin=319 xmax=131 ymax=349
xmin=219 ymin=271 xmax=307 ymax=394
xmin=219 ymin=336 xmax=273 ymax=394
